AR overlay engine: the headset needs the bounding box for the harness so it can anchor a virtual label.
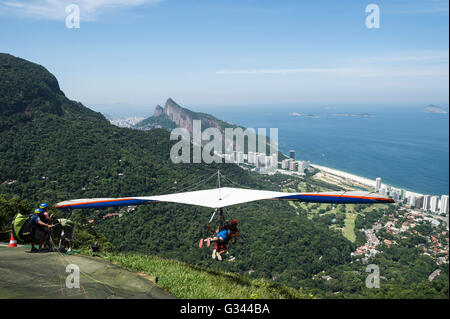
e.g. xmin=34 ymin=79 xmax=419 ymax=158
xmin=206 ymin=208 xmax=240 ymax=248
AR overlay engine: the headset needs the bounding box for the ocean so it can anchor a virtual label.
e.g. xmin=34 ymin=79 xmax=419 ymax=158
xmin=209 ymin=107 xmax=449 ymax=196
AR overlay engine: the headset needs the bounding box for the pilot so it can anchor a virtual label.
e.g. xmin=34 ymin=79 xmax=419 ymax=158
xmin=199 ymin=219 xmax=239 ymax=260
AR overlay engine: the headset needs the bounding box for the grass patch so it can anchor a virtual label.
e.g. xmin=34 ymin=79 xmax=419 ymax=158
xmin=102 ymin=253 xmax=315 ymax=299
xmin=343 ymin=213 xmax=356 ymax=242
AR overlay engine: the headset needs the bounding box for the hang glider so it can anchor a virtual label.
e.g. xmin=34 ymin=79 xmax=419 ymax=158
xmin=55 ymin=187 xmax=394 ymax=210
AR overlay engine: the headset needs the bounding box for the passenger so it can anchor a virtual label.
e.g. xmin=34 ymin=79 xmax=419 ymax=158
xmin=199 ymin=219 xmax=239 ymax=261
xmin=212 ymin=241 xmax=228 ymax=261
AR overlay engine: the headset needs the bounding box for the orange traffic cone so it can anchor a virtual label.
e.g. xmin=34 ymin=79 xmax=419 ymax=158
xmin=8 ymin=234 xmax=17 ymax=247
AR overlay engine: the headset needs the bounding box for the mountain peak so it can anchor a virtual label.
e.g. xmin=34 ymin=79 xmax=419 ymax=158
xmin=165 ymin=98 xmax=183 ymax=111
xmin=153 ymin=105 xmax=164 ymax=117
xmin=0 ymin=53 xmax=63 ymax=120
xmin=135 ymin=98 xmax=228 ymax=133
xmin=0 ymin=53 xmax=105 ymax=132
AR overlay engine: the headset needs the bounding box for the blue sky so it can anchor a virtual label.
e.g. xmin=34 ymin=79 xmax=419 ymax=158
xmin=0 ymin=0 xmax=448 ymax=116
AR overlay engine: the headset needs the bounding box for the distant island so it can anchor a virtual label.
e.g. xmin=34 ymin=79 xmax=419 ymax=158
xmin=328 ymin=113 xmax=374 ymax=118
xmin=289 ymin=112 xmax=319 ymax=119
xmin=289 ymin=112 xmax=374 ymax=118
xmin=424 ymin=104 xmax=448 ymax=114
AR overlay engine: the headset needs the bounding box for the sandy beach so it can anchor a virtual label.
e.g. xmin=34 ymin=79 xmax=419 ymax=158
xmin=311 ymin=164 xmax=375 ymax=188
xmin=310 ymin=163 xmax=425 ymax=198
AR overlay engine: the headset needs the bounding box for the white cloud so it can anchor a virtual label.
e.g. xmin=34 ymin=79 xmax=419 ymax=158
xmin=215 ymin=67 xmax=448 ymax=78
xmin=350 ymin=51 xmax=449 ymax=64
xmin=215 ymin=68 xmax=349 ymax=75
xmin=384 ymin=0 xmax=449 ymax=15
xmin=216 ymin=51 xmax=449 ymax=78
xmin=0 ymin=0 xmax=164 ymax=20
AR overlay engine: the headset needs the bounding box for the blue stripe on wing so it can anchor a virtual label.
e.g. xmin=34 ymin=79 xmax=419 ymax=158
xmin=277 ymin=194 xmax=394 ymax=204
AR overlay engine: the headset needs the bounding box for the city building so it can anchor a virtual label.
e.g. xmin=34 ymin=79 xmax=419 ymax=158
xmin=392 ymin=190 xmax=400 ymax=202
xmin=271 ymin=154 xmax=278 ymax=167
xmin=256 ymin=154 xmax=268 ymax=168
xmin=430 ymin=196 xmax=440 ymax=213
xmin=270 ymin=156 xmax=276 ymax=168
xmin=258 ymin=155 xmax=266 ymax=167
xmin=233 ymin=151 xmax=238 ymax=162
xmin=252 ymin=152 xmax=260 ymax=164
xmin=407 ymin=195 xmax=417 ymax=207
xmin=281 ymin=159 xmax=291 ymax=170
xmin=237 ymin=151 xmax=244 ymax=163
xmin=297 ymin=161 xmax=308 ymax=173
xmin=423 ymin=195 xmax=431 ymax=211
xmin=289 ymin=160 xmax=298 ymax=171
xmin=224 ymin=153 xmax=233 ymax=162
xmin=289 ymin=150 xmax=295 ymax=160
xmin=247 ymin=151 xmax=254 ymax=164
xmin=375 ymin=177 xmax=382 ymax=192
xmin=439 ymin=195 xmax=449 ymax=215
xmin=298 ymin=160 xmax=311 ymax=172
xmin=416 ymin=196 xmax=424 ymax=210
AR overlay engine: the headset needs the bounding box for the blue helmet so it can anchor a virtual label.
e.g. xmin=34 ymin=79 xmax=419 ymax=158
xmin=34 ymin=208 xmax=44 ymax=214
xmin=39 ymin=203 xmax=49 ymax=209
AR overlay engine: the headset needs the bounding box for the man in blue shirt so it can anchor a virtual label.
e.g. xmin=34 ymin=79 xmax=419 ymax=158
xmin=199 ymin=219 xmax=239 ymax=261
xmin=29 ymin=208 xmax=53 ymax=253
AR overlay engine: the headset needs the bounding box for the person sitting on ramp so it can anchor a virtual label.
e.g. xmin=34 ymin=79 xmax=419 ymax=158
xmin=39 ymin=203 xmax=54 ymax=224
xmin=29 ymin=208 xmax=53 ymax=253
xmin=39 ymin=203 xmax=54 ymax=251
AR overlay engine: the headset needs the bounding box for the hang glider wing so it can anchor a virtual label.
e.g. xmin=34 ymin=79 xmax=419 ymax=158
xmin=55 ymin=187 xmax=394 ymax=210
xmin=273 ymin=191 xmax=395 ymax=204
xmin=54 ymin=197 xmax=156 ymax=209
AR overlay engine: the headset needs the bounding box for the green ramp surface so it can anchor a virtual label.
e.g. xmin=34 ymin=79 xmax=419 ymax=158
xmin=0 ymin=246 xmax=175 ymax=299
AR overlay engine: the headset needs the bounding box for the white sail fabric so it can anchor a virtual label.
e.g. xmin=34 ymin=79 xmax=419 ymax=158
xmin=148 ymin=187 xmax=290 ymax=208
xmin=55 ymin=187 xmax=394 ymax=210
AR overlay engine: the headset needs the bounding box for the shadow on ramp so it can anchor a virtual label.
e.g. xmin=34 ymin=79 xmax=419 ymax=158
xmin=0 ymin=246 xmax=175 ymax=299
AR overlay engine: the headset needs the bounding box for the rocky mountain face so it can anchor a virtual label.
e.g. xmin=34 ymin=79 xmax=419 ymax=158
xmin=133 ymin=98 xmax=285 ymax=159
xmin=134 ymin=98 xmax=231 ymax=134
xmin=157 ymin=98 xmax=222 ymax=133
xmin=163 ymin=98 xmax=197 ymax=134
xmin=153 ymin=105 xmax=164 ymax=117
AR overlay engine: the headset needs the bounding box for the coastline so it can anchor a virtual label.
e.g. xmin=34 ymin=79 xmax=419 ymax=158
xmin=309 ymin=163 xmax=425 ymax=198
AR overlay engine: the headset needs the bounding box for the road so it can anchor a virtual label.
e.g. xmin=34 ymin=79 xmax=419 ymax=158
xmin=0 ymin=245 xmax=175 ymax=299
